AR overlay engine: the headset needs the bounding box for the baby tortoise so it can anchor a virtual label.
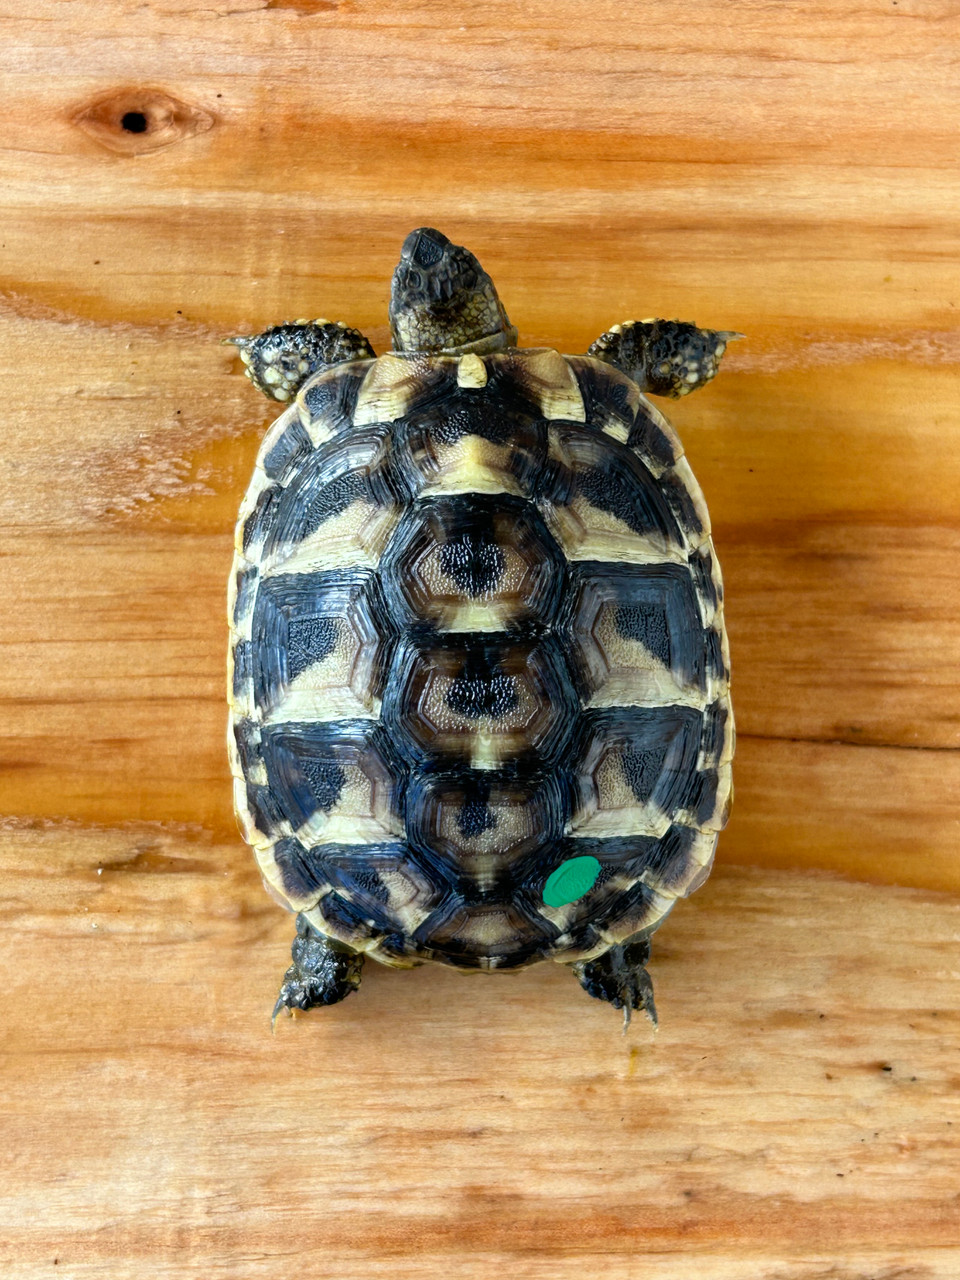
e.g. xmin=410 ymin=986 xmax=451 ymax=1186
xmin=227 ymin=228 xmax=735 ymax=1026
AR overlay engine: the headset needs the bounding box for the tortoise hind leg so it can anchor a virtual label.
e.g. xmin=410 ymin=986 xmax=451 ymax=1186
xmin=572 ymin=936 xmax=658 ymax=1028
xmin=226 ymin=320 xmax=375 ymax=403
xmin=272 ymin=914 xmax=365 ymax=1024
xmin=588 ymin=319 xmax=740 ymax=399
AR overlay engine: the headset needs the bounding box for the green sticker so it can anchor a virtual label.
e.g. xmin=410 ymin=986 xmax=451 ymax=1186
xmin=542 ymin=855 xmax=602 ymax=908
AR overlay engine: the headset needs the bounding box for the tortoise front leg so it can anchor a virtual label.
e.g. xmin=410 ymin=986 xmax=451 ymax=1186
xmin=272 ymin=913 xmax=365 ymax=1024
xmin=226 ymin=320 xmax=376 ymax=402
xmin=588 ymin=319 xmax=740 ymax=398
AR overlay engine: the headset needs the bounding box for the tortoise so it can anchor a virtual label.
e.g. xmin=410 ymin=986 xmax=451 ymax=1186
xmin=227 ymin=228 xmax=735 ymax=1025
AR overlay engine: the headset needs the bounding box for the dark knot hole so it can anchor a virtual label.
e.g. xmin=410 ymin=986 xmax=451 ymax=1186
xmin=120 ymin=111 xmax=149 ymax=134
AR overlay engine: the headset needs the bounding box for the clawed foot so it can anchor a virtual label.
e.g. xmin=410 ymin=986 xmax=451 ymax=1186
xmin=573 ymin=936 xmax=658 ymax=1029
xmin=589 ymin=319 xmax=741 ymax=398
xmin=272 ymin=914 xmax=365 ymax=1025
xmin=226 ymin=320 xmax=375 ymax=403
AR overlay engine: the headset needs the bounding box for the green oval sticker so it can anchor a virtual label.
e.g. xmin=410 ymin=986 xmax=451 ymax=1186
xmin=543 ymin=855 xmax=602 ymax=908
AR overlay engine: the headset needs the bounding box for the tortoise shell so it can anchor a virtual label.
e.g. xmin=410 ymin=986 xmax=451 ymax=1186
xmin=229 ymin=347 xmax=732 ymax=968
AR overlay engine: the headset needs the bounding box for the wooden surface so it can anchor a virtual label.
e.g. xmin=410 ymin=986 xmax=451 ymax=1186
xmin=2 ymin=1 xmax=960 ymax=1275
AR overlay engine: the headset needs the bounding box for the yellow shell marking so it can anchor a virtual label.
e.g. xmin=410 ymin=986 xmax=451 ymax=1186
xmin=456 ymin=353 xmax=488 ymax=388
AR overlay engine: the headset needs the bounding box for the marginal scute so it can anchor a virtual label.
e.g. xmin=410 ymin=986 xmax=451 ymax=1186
xmin=231 ymin=639 xmax=253 ymax=704
xmin=538 ymin=839 xmax=679 ymax=959
xmin=316 ymin=842 xmax=443 ymax=940
xmin=314 ymin=890 xmax=395 ymax=949
xmin=231 ymin=562 xmax=259 ymax=637
xmin=627 ymin=395 xmax=684 ymax=476
xmin=659 ymin=455 xmax=712 ymax=550
xmin=234 ymin=466 xmax=276 ymax=557
xmin=689 ymin=544 xmax=724 ymax=627
xmin=565 ymin=354 xmax=642 ymax=443
xmin=487 ymin=348 xmax=586 ymax=422
xmin=256 ymin=836 xmax=331 ymax=911
xmin=677 ymin=758 xmax=733 ymax=834
xmin=353 ymin=353 xmax=456 ymax=426
xmin=238 ymin=776 xmax=286 ymax=847
xmin=262 ymin=409 xmax=314 ymax=482
xmin=241 ymin=484 xmax=282 ymax=555
xmin=412 ymin=897 xmax=557 ymax=968
xmin=298 ymin=358 xmax=373 ymax=446
xmin=699 ymin=700 xmax=736 ymax=770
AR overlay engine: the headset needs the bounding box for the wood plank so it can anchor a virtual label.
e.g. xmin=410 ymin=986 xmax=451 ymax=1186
xmin=2 ymin=0 xmax=959 ymax=167
xmin=723 ymin=523 xmax=960 ymax=750
xmin=2 ymin=826 xmax=958 ymax=1277
xmin=726 ymin=735 xmax=960 ymax=894
xmin=3 ymin=0 xmax=960 ymax=1273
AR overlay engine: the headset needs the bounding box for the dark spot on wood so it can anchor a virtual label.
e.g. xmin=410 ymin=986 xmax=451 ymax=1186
xmin=71 ymin=87 xmax=216 ymax=156
xmin=265 ymin=0 xmax=342 ymax=11
xmin=98 ymin=847 xmax=212 ymax=876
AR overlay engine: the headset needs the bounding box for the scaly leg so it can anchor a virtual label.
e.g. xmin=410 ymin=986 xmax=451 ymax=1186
xmin=226 ymin=320 xmax=375 ymax=403
xmin=588 ymin=319 xmax=740 ymax=398
xmin=573 ymin=936 xmax=658 ymax=1028
xmin=272 ymin=913 xmax=365 ymax=1024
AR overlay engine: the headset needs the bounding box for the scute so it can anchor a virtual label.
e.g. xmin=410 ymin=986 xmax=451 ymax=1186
xmin=257 ymin=425 xmax=408 ymax=576
xmin=400 ymin=392 xmax=546 ymax=498
xmin=250 ymin=568 xmax=394 ymax=722
xmin=381 ymin=633 xmax=580 ymax=769
xmin=405 ymin=769 xmax=569 ymax=890
xmin=537 ymin=424 xmax=687 ymax=564
xmin=563 ymin=561 xmax=724 ymax=708
xmin=229 ymin=345 xmax=731 ymax=979
xmin=380 ymin=494 xmax=567 ymax=632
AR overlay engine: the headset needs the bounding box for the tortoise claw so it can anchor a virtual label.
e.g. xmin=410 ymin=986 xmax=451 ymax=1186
xmin=573 ymin=936 xmax=658 ymax=1027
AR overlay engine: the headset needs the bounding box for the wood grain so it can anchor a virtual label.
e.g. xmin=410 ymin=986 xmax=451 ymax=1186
xmin=3 ymin=827 xmax=959 ymax=1278
xmin=2 ymin=0 xmax=959 ymax=1274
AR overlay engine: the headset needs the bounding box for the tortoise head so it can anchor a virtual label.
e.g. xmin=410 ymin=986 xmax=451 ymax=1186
xmin=389 ymin=227 xmax=518 ymax=355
